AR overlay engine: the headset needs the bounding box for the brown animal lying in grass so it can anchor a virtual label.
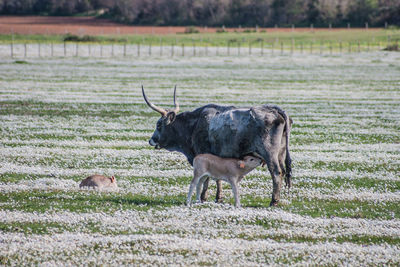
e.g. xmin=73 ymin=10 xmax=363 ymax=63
xmin=186 ymin=154 xmax=263 ymax=208
xmin=79 ymin=175 xmax=118 ymax=190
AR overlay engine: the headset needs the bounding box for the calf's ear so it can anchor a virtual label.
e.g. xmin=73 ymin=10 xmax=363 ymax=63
xmin=110 ymin=176 xmax=115 ymax=183
xmin=165 ymin=111 xmax=176 ymax=125
xmin=239 ymin=161 xmax=245 ymax=169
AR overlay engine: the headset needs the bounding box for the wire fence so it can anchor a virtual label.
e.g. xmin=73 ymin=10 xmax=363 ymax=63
xmin=3 ymin=40 xmax=399 ymax=58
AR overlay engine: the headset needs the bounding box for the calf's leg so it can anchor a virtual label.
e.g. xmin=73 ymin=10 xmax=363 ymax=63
xmin=187 ymin=174 xmax=203 ymax=206
xmin=230 ymin=180 xmax=241 ymax=208
xmin=196 ymin=176 xmax=208 ymax=203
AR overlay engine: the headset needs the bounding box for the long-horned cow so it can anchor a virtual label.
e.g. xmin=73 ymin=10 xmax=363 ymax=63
xmin=142 ymin=86 xmax=292 ymax=206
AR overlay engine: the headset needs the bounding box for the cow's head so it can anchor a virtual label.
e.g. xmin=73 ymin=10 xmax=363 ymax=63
xmin=142 ymin=86 xmax=180 ymax=149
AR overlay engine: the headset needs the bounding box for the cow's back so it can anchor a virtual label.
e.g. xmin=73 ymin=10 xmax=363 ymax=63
xmin=206 ymin=105 xmax=284 ymax=158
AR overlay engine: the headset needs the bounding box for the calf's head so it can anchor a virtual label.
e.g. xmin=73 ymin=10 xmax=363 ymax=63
xmin=142 ymin=86 xmax=179 ymax=149
xmin=239 ymin=156 xmax=263 ymax=170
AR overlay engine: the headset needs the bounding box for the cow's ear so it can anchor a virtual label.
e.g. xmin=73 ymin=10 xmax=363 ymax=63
xmin=238 ymin=161 xmax=245 ymax=169
xmin=165 ymin=111 xmax=176 ymax=125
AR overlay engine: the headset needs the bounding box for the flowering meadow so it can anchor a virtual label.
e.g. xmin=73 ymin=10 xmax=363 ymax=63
xmin=0 ymin=48 xmax=399 ymax=265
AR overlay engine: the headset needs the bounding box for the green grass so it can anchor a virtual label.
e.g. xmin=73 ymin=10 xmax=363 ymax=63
xmin=0 ymin=190 xmax=184 ymax=213
xmin=2 ymin=28 xmax=400 ymax=48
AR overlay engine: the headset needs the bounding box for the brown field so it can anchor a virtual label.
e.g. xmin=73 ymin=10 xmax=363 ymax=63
xmin=0 ymin=16 xmax=364 ymax=35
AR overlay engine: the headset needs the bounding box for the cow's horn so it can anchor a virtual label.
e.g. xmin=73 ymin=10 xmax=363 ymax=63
xmin=172 ymin=85 xmax=180 ymax=114
xmin=142 ymin=85 xmax=167 ymax=116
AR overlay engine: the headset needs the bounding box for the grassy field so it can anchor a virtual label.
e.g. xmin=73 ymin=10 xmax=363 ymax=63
xmin=2 ymin=28 xmax=400 ymax=49
xmin=0 ymin=49 xmax=399 ymax=265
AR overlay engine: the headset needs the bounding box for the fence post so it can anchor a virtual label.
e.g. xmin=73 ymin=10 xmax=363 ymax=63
xmin=137 ymin=43 xmax=140 ymax=57
xmin=64 ymin=41 xmax=66 ymax=57
xmin=24 ymin=43 xmax=27 ymax=58
xmin=182 ymin=43 xmax=184 ymax=56
xmin=320 ymin=41 xmax=323 ymax=54
xmin=227 ymin=41 xmax=230 ymax=56
xmin=291 ymin=39 xmax=294 ymax=54
xmin=38 ymin=43 xmax=41 ymax=58
xmin=160 ymin=38 xmax=162 ymax=56
xmin=339 ymin=41 xmax=342 ymax=54
xmin=261 ymin=40 xmax=264 ymax=56
xmin=193 ymin=42 xmax=196 ymax=56
xmin=148 ymin=43 xmax=151 ymax=56
xmin=281 ymin=42 xmax=283 ymax=55
xmin=10 ymin=42 xmax=13 ymax=58
xmin=271 ymin=42 xmax=274 ymax=55
xmin=329 ymin=41 xmax=332 ymax=55
xmin=171 ymin=43 xmax=174 ymax=57
xmin=100 ymin=43 xmax=103 ymax=57
xmin=75 ymin=43 xmax=78 ymax=57
xmin=249 ymin=41 xmax=251 ymax=55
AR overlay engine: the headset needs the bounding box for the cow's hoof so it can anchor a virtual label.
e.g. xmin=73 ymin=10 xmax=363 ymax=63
xmin=215 ymin=198 xmax=224 ymax=204
xmin=269 ymin=200 xmax=279 ymax=207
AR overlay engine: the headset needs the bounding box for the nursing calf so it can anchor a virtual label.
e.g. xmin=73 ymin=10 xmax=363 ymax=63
xmin=186 ymin=154 xmax=263 ymax=208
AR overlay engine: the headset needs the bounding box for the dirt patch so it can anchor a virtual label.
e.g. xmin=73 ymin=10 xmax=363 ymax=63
xmin=0 ymin=16 xmax=356 ymax=35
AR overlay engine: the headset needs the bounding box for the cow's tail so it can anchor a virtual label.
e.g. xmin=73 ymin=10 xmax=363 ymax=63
xmin=277 ymin=108 xmax=292 ymax=190
xmin=284 ymin=111 xmax=292 ymax=190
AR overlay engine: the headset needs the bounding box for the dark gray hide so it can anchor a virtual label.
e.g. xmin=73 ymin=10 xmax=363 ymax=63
xmin=144 ymin=91 xmax=292 ymax=206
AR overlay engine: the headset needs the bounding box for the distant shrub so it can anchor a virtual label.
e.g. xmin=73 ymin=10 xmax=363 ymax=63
xmin=14 ymin=60 xmax=28 ymax=64
xmin=63 ymin=34 xmax=99 ymax=42
xmin=243 ymin=29 xmax=256 ymax=33
xmin=383 ymin=44 xmax=399 ymax=51
xmin=184 ymin=26 xmax=199 ymax=34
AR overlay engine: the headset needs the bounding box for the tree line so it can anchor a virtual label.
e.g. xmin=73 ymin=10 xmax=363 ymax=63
xmin=1 ymin=0 xmax=399 ymax=27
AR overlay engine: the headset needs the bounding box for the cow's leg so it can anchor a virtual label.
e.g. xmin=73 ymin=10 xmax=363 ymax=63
xmin=258 ymin=148 xmax=282 ymax=206
xmin=200 ymin=178 xmax=223 ymax=203
xmin=200 ymin=177 xmax=209 ymax=202
xmin=215 ymin=180 xmax=224 ymax=203
xmin=269 ymin=158 xmax=282 ymax=206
